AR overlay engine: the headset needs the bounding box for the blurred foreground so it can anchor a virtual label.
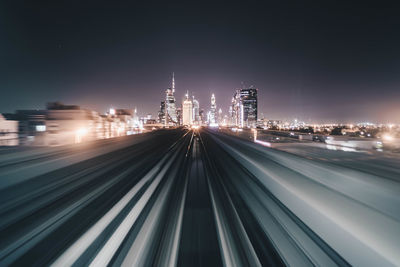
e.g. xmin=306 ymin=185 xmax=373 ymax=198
xmin=0 ymin=128 xmax=399 ymax=266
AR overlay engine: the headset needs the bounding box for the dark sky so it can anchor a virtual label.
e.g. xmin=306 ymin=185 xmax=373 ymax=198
xmin=1 ymin=1 xmax=400 ymax=123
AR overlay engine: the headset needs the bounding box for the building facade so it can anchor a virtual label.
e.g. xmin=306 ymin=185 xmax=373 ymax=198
xmin=209 ymin=94 xmax=217 ymax=125
xmin=240 ymin=88 xmax=258 ymax=128
xmin=165 ymin=73 xmax=177 ymax=125
xmin=192 ymin=97 xmax=200 ymax=124
xmin=182 ymin=92 xmax=193 ymax=126
xmin=0 ymin=114 xmax=18 ymax=146
xmin=230 ymin=88 xmax=258 ymax=128
xmin=158 ymin=101 xmax=165 ymax=124
xmin=10 ymin=102 xmax=137 ymax=146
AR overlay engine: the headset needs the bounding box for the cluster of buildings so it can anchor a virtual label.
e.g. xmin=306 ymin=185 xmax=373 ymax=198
xmin=158 ymin=74 xmax=206 ymax=127
xmin=0 ymin=102 xmax=148 ymax=146
xmin=157 ymin=74 xmax=259 ymax=129
xmin=257 ymin=118 xmax=400 ymax=142
xmin=0 ymin=73 xmax=261 ymax=146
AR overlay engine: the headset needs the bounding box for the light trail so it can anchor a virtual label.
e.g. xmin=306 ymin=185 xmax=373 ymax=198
xmin=0 ymin=128 xmax=399 ymax=266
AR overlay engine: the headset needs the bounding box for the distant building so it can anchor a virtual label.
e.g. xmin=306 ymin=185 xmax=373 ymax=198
xmin=5 ymin=102 xmax=143 ymax=146
xmin=268 ymin=120 xmax=281 ymax=126
xmin=0 ymin=114 xmax=18 ymax=146
xmin=15 ymin=109 xmax=47 ymax=146
xmin=46 ymin=103 xmax=99 ymax=145
xmin=165 ymin=73 xmax=177 ymax=125
xmin=240 ymin=88 xmax=258 ymax=128
xmin=158 ymin=101 xmax=166 ymax=124
xmin=192 ymin=97 xmax=200 ymax=124
xmin=182 ymin=92 xmax=193 ymax=126
xmin=230 ymin=88 xmax=258 ymax=128
xmin=144 ymin=119 xmax=157 ymax=125
xmin=209 ymin=94 xmax=217 ymax=125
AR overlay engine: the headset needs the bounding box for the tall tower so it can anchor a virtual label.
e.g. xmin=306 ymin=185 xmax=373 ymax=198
xmin=210 ymin=93 xmax=217 ymax=125
xmin=165 ymin=73 xmax=177 ymax=125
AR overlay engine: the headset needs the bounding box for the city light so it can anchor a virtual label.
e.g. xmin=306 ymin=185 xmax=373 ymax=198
xmin=36 ymin=125 xmax=46 ymax=132
xmin=75 ymin=128 xmax=88 ymax=143
xmin=382 ymin=133 xmax=394 ymax=141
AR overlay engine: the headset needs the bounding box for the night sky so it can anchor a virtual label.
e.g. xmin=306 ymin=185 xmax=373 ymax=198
xmin=1 ymin=1 xmax=400 ymax=123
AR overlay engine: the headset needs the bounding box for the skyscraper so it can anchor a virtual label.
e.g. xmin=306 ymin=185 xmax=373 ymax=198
xmin=231 ymin=92 xmax=241 ymax=127
xmin=240 ymin=88 xmax=258 ymax=128
xmin=158 ymin=101 xmax=165 ymax=124
xmin=165 ymin=73 xmax=177 ymax=125
xmin=192 ymin=97 xmax=200 ymax=124
xmin=230 ymin=88 xmax=258 ymax=128
xmin=209 ymin=93 xmax=217 ymax=125
xmin=182 ymin=91 xmax=193 ymax=126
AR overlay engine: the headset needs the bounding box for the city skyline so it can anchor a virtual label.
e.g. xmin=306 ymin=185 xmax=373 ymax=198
xmin=1 ymin=75 xmax=399 ymax=124
xmin=1 ymin=73 xmax=398 ymax=125
xmin=1 ymin=1 xmax=400 ymax=123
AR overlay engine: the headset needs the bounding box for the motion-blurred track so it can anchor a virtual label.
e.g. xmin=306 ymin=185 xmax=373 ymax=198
xmin=0 ymin=128 xmax=399 ymax=266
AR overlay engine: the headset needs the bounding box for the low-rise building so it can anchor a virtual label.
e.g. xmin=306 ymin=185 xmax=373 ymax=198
xmin=0 ymin=114 xmax=19 ymax=146
xmin=15 ymin=110 xmax=47 ymax=146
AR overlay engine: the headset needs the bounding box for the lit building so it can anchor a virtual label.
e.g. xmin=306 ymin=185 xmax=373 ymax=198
xmin=240 ymin=88 xmax=258 ymax=128
xmin=5 ymin=102 xmax=147 ymax=146
xmin=115 ymin=109 xmax=137 ymax=135
xmin=165 ymin=73 xmax=177 ymax=125
xmin=45 ymin=103 xmax=99 ymax=145
xmin=182 ymin=92 xmax=193 ymax=126
xmin=15 ymin=109 xmax=47 ymax=146
xmin=231 ymin=93 xmax=240 ymax=127
xmin=230 ymin=88 xmax=258 ymax=128
xmin=0 ymin=114 xmax=18 ymax=146
xmin=209 ymin=93 xmax=217 ymax=125
xmin=192 ymin=97 xmax=200 ymax=124
xmin=158 ymin=101 xmax=166 ymax=124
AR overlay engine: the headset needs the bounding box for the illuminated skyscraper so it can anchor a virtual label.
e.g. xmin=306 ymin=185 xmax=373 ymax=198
xmin=158 ymin=101 xmax=165 ymax=124
xmin=165 ymin=73 xmax=177 ymax=125
xmin=182 ymin=91 xmax=193 ymax=126
xmin=230 ymin=88 xmax=258 ymax=128
xmin=240 ymin=88 xmax=258 ymax=128
xmin=192 ymin=97 xmax=200 ymax=124
xmin=209 ymin=94 xmax=217 ymax=125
